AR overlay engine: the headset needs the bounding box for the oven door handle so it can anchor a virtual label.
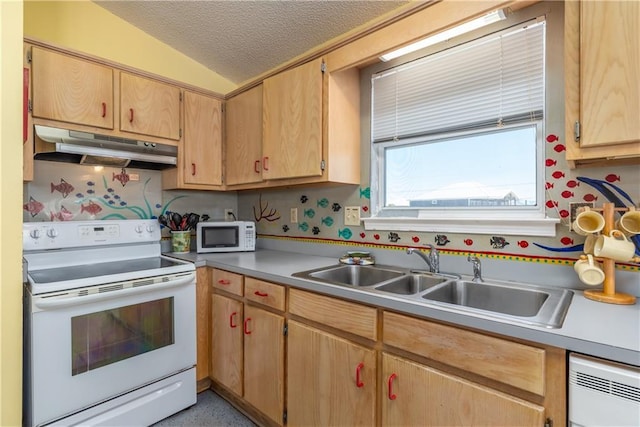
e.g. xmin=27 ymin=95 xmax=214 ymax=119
xmin=33 ymin=272 xmax=196 ymax=310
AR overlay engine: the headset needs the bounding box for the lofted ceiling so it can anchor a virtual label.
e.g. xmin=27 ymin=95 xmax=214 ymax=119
xmin=94 ymin=0 xmax=410 ymax=87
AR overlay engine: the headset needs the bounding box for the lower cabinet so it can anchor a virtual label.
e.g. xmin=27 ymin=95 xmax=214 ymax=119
xmin=210 ymin=294 xmax=243 ymax=395
xmin=381 ymin=353 xmax=545 ymax=426
xmin=287 ymin=321 xmax=376 ymax=427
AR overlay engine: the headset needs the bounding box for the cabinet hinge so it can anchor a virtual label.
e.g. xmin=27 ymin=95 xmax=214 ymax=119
xmin=283 ymin=410 xmax=287 ymax=424
xmin=26 ymin=49 xmax=32 ymax=63
xmin=321 ymin=60 xmax=326 ymax=73
xmin=28 ymin=99 xmax=33 ymax=113
xmin=320 ymin=160 xmax=326 ymax=171
xmin=574 ymin=121 xmax=581 ymax=143
xmin=544 ymin=418 xmax=553 ymax=427
xmin=179 ymin=128 xmax=183 ymax=138
xmin=179 ymin=92 xmax=183 ymax=102
xmin=283 ymin=323 xmax=288 ymax=336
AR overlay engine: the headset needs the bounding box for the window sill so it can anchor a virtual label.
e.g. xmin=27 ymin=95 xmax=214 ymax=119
xmin=362 ymin=216 xmax=560 ymax=237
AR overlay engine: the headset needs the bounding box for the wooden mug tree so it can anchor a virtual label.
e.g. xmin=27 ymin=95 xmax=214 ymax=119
xmin=580 ymin=202 xmax=638 ymax=305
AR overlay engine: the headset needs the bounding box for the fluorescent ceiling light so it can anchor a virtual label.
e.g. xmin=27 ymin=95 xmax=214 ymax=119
xmin=380 ymin=9 xmax=507 ymax=62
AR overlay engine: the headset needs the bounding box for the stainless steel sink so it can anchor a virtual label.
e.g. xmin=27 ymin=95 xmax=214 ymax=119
xmin=293 ymin=264 xmax=405 ymax=287
xmin=375 ymin=274 xmax=448 ymax=295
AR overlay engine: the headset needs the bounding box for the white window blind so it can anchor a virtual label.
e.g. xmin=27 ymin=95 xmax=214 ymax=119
xmin=371 ymin=20 xmax=545 ymax=143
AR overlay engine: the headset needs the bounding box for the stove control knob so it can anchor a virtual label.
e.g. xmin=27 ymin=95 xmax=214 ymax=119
xmin=29 ymin=229 xmax=41 ymax=239
xmin=135 ymin=225 xmax=144 ymax=234
xmin=146 ymin=225 xmax=155 ymax=233
xmin=46 ymin=228 xmax=58 ymax=238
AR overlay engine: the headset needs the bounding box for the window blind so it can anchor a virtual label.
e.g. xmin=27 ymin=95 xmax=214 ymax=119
xmin=372 ymin=20 xmax=545 ymax=143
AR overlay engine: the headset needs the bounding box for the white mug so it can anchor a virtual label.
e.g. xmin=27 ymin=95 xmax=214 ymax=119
xmin=583 ymin=234 xmax=597 ymax=255
xmin=573 ymin=254 xmax=605 ymax=286
xmin=615 ymin=209 xmax=640 ymax=236
xmin=573 ymin=210 xmax=605 ymax=236
xmin=594 ymin=230 xmax=636 ymax=262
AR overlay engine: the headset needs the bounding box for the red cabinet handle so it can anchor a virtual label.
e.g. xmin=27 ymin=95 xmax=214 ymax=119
xmin=217 ymin=279 xmax=231 ymax=285
xmin=101 ymin=102 xmax=106 ymax=118
xmin=388 ymin=373 xmax=397 ymax=400
xmin=262 ymin=157 xmax=269 ymax=171
xmin=129 ymin=108 xmax=134 ymax=123
xmin=23 ymin=68 xmax=29 ymax=143
xmin=229 ymin=312 xmax=237 ymax=328
xmin=254 ymin=160 xmax=260 ymax=174
xmin=244 ymin=318 xmax=252 ymax=335
xmin=191 ymin=163 xmax=196 ymax=176
xmin=356 ymin=362 xmax=364 ymax=388
xmin=254 ymin=291 xmax=268 ymax=297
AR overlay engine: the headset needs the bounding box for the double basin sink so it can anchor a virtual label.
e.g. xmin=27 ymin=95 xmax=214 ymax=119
xmin=292 ymin=264 xmax=573 ymax=328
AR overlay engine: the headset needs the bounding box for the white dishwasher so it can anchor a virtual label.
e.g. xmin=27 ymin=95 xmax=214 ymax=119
xmin=569 ymin=353 xmax=640 ymax=427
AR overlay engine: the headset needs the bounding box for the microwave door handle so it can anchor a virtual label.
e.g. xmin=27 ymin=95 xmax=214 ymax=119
xmin=32 ymin=272 xmax=195 ymax=311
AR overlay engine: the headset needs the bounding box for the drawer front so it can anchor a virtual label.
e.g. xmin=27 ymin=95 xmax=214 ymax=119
xmin=289 ymin=289 xmax=377 ymax=341
xmin=383 ymin=311 xmax=545 ymax=396
xmin=211 ymin=268 xmax=244 ymax=296
xmin=244 ymin=277 xmax=286 ymax=311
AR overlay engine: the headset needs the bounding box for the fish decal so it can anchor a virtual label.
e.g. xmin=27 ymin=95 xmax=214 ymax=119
xmin=362 ymin=205 xmax=369 ymax=212
xmin=300 ymin=195 xmax=308 ymax=204
xmin=561 ymin=191 xmax=574 ymax=199
xmin=553 ymin=144 xmax=566 ymax=153
xmin=545 ymin=200 xmax=558 ymax=208
xmin=86 ymin=181 xmax=95 ymax=186
xmin=331 ymin=203 xmax=342 ymax=212
xmin=80 ymin=201 xmax=103 ymax=216
xmin=517 ymin=240 xmax=529 ymax=248
xmin=551 ymin=171 xmax=565 ymax=179
xmin=559 ymin=209 xmax=570 ymax=218
xmin=75 ymin=193 xmax=84 ymax=198
xmin=312 ymin=226 xmax=321 ymax=235
xmin=545 ymin=182 xmax=554 ymax=190
xmin=359 ymin=232 xmax=366 ymax=238
xmin=388 ymin=232 xmax=401 ymax=243
xmin=412 ymin=236 xmax=420 ymax=243
xmin=566 ymin=180 xmax=580 ymax=188
xmin=321 ymin=216 xmax=334 ymax=227
xmin=49 ymin=205 xmax=73 ymax=221
xmin=23 ymin=196 xmax=44 ymax=217
xmin=51 ymin=178 xmax=74 ymax=198
xmin=87 ymin=189 xmax=95 ymax=194
xmin=546 ymin=134 xmax=559 ymax=143
xmin=120 ymin=201 xmax=127 ymax=206
xmin=359 ymin=187 xmax=371 ymax=199
xmin=583 ymin=194 xmax=598 ymax=202
xmin=113 ymin=169 xmax=130 ymax=187
xmin=107 ymin=188 xmax=115 ymax=193
xmin=298 ymin=222 xmax=309 ymax=232
xmin=545 ymin=159 xmax=557 ymax=167
xmin=338 ymin=228 xmax=353 ymax=240
xmin=489 ymin=236 xmax=509 ymax=249
xmin=373 ymin=234 xmax=380 ymax=240
xmin=282 ymin=225 xmax=290 ymax=233
xmin=317 ymin=198 xmax=329 ymax=208
xmin=434 ymin=234 xmax=450 ymax=246
xmin=560 ymin=237 xmax=574 ymax=245
xmin=604 ymin=174 xmax=621 ymax=183
xmin=463 ymin=239 xmax=473 ymax=246
xmin=304 ymin=208 xmax=315 ymax=218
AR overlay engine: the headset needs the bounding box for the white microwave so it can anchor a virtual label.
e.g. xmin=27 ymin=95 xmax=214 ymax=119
xmin=196 ymin=221 xmax=256 ymax=253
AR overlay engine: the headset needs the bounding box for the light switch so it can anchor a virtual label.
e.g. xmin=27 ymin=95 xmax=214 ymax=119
xmin=344 ymin=206 xmax=361 ymax=226
xmin=290 ymin=208 xmax=298 ymax=224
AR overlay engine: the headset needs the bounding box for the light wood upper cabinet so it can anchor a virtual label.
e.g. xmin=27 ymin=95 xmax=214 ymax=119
xmin=182 ymin=91 xmax=222 ymax=186
xmin=262 ymin=58 xmax=324 ymax=180
xmin=225 ymin=85 xmax=264 ymax=185
xmin=31 ymin=47 xmax=114 ymax=130
xmin=381 ymin=353 xmax=545 ymax=427
xmin=287 ymin=321 xmax=376 ymax=427
xmin=565 ymin=0 xmax=640 ymax=167
xmin=119 ymin=72 xmax=181 ymax=141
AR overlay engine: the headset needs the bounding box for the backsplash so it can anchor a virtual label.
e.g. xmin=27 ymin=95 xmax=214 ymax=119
xmin=23 ymin=161 xmax=237 ymax=234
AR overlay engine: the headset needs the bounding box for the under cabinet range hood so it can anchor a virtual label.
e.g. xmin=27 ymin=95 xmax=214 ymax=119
xmin=33 ymin=125 xmax=178 ymax=170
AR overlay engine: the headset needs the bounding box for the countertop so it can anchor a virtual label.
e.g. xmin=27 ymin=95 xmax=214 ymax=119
xmin=167 ymin=249 xmax=640 ymax=367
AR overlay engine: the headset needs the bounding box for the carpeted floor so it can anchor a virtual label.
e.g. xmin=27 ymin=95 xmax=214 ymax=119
xmin=152 ymin=390 xmax=256 ymax=427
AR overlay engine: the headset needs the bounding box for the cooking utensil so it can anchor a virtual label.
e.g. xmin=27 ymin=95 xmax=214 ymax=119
xmin=172 ymin=212 xmax=182 ymax=230
xmin=158 ymin=214 xmax=168 ymax=229
xmin=186 ymin=213 xmax=200 ymax=230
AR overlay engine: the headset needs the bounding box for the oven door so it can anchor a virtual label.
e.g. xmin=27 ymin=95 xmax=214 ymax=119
xmin=27 ymin=272 xmax=196 ymax=426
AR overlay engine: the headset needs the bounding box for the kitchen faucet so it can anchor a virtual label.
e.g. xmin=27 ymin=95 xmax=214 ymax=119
xmin=407 ymin=246 xmax=439 ymax=274
xmin=467 ymin=255 xmax=484 ymax=283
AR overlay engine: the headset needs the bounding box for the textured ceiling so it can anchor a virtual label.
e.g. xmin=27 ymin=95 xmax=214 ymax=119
xmin=94 ymin=0 xmax=409 ymax=86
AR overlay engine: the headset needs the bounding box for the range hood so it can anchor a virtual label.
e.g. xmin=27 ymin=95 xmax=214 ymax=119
xmin=33 ymin=125 xmax=178 ymax=170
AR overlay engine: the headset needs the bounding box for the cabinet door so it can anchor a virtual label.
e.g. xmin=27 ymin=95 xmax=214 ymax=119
xmin=579 ymin=1 xmax=639 ymax=147
xmin=225 ymin=85 xmax=264 ymax=185
xmin=287 ymin=321 xmax=376 ymax=427
xmin=31 ymin=47 xmax=113 ymax=129
xmin=381 ymin=353 xmax=544 ymax=427
xmin=243 ymin=306 xmax=284 ymax=425
xmin=120 ymin=72 xmax=181 ymax=140
xmin=210 ymin=294 xmax=243 ymax=395
xmin=263 ymin=58 xmax=323 ymax=180
xmin=183 ymin=91 xmax=222 ymax=185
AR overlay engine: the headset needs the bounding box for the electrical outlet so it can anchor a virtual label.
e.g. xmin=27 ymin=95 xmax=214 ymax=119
xmin=344 ymin=206 xmax=361 ymax=226
xmin=224 ymin=209 xmax=235 ymax=221
xmin=290 ymin=208 xmax=298 ymax=224
xmin=569 ymin=202 xmax=594 ymax=229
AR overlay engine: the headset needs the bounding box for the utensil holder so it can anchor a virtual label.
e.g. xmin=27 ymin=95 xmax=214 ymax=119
xmin=171 ymin=230 xmax=191 ymax=254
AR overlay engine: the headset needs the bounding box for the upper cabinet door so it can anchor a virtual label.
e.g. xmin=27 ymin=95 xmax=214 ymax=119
xmin=120 ymin=72 xmax=181 ymax=140
xmin=225 ymin=85 xmax=264 ymax=186
xmin=262 ymin=58 xmax=324 ymax=180
xmin=183 ymin=91 xmax=222 ymax=186
xmin=579 ymin=1 xmax=639 ymax=147
xmin=31 ymin=47 xmax=114 ymax=129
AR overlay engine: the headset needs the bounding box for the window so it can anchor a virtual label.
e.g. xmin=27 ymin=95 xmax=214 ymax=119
xmin=364 ymin=4 xmax=561 ymax=236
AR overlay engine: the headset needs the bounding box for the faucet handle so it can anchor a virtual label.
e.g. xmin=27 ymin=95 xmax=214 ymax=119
xmin=467 ymin=256 xmax=484 ymax=283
